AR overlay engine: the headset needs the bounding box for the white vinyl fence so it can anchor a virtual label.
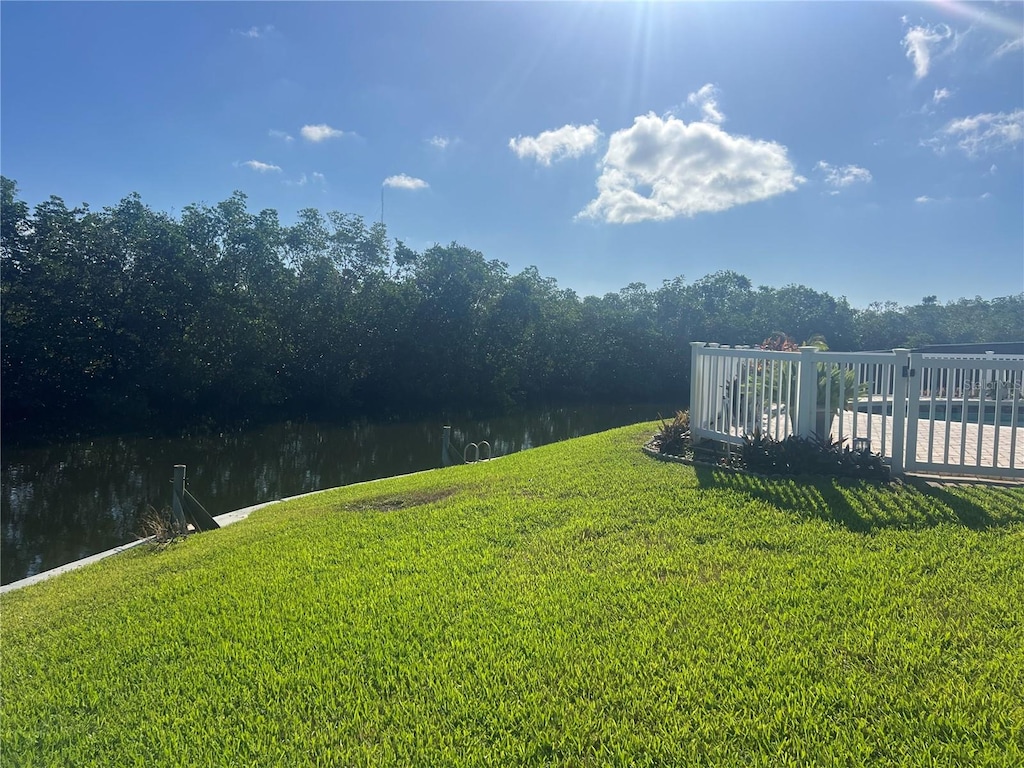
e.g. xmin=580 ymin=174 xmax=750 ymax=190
xmin=689 ymin=342 xmax=1024 ymax=479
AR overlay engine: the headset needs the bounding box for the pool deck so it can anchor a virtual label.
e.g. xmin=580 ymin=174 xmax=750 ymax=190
xmin=834 ymin=411 xmax=1023 ymax=474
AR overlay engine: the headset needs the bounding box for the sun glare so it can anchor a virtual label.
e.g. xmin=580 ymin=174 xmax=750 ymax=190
xmin=928 ymin=0 xmax=1022 ymax=38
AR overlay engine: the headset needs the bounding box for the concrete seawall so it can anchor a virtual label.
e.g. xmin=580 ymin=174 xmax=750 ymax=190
xmin=0 ymin=465 xmax=443 ymax=595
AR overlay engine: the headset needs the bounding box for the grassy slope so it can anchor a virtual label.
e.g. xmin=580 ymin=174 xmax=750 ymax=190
xmin=2 ymin=423 xmax=1022 ymax=767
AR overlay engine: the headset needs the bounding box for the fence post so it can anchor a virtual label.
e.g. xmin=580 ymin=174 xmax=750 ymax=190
xmin=171 ymin=465 xmax=187 ymax=532
xmin=796 ymin=346 xmax=818 ymax=439
xmin=441 ymin=426 xmax=452 ymax=467
xmin=889 ymin=349 xmax=911 ymax=477
xmin=690 ymin=342 xmax=705 ymax=444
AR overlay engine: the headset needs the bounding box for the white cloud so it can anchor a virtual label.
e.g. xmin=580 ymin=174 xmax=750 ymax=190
xmin=932 ymin=88 xmax=952 ymax=105
xmin=239 ymin=160 xmax=281 ymax=173
xmin=236 ymin=25 xmax=274 ymax=39
xmin=312 ymin=172 xmax=326 ymax=184
xmin=938 ymin=109 xmax=1024 ymax=156
xmin=427 ymin=136 xmax=451 ymax=150
xmin=509 ymin=123 xmax=602 ymax=166
xmin=578 ymin=112 xmax=803 ymax=224
xmin=300 ymin=124 xmax=348 ymax=142
xmin=993 ymin=35 xmax=1024 ymax=58
xmin=979 ymin=192 xmax=992 ymax=200
xmin=383 ymin=174 xmax=429 ymax=190
xmin=815 ymin=161 xmax=873 ymax=190
xmin=915 ymin=195 xmax=935 ymax=203
xmin=269 ymin=129 xmax=294 ymax=144
xmin=902 ymin=23 xmax=952 ymax=79
xmin=686 ymin=84 xmax=725 ymax=124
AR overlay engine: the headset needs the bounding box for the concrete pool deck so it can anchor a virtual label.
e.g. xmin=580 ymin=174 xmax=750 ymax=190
xmin=834 ymin=411 xmax=1023 ymax=474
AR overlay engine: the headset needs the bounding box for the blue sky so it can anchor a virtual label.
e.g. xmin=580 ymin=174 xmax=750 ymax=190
xmin=2 ymin=1 xmax=1022 ymax=307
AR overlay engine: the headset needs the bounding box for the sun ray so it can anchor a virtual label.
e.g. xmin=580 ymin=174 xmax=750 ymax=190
xmin=927 ymin=0 xmax=1022 ymax=38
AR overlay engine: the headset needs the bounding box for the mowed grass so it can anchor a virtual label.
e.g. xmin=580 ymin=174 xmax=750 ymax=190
xmin=2 ymin=424 xmax=1023 ymax=767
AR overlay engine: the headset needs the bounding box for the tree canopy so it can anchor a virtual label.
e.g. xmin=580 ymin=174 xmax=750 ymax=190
xmin=3 ymin=178 xmax=1021 ymax=440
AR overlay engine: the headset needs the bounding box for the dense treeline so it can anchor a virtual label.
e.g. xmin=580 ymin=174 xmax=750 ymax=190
xmin=2 ymin=177 xmax=1022 ymax=440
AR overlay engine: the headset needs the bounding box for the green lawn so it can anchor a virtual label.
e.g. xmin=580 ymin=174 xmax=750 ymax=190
xmin=2 ymin=423 xmax=1023 ymax=766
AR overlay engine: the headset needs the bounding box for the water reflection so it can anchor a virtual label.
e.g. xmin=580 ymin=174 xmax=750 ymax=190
xmin=1 ymin=404 xmax=671 ymax=584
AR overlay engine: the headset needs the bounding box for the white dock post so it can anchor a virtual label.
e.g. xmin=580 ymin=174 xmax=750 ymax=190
xmin=442 ymin=426 xmax=452 ymax=467
xmin=171 ymin=465 xmax=187 ymax=532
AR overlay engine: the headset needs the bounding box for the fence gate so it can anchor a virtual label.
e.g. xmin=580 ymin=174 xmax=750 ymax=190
xmin=904 ymin=353 xmax=1024 ymax=479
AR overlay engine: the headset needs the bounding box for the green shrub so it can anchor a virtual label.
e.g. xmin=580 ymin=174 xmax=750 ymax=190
xmin=652 ymin=410 xmax=691 ymax=455
xmin=740 ymin=430 xmax=890 ymax=481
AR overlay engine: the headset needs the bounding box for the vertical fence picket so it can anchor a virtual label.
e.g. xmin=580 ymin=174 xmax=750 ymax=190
xmin=925 ymin=366 xmax=937 ymax=464
xmin=957 ymin=367 xmax=968 ymax=467
xmin=975 ymin=367 xmax=986 ymax=470
xmin=942 ymin=367 xmax=954 ymax=466
xmin=991 ymin=366 xmax=1002 ymax=470
xmin=1011 ymin=376 xmax=1020 ymax=469
xmin=879 ymin=362 xmax=889 ymax=456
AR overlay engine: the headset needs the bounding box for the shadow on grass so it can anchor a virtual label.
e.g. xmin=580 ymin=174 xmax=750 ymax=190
xmin=905 ymin=479 xmax=1024 ymax=530
xmin=693 ymin=464 xmax=1024 ymax=533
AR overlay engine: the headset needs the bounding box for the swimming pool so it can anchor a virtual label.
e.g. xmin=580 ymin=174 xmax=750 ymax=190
xmin=855 ymin=399 xmax=1023 ymax=427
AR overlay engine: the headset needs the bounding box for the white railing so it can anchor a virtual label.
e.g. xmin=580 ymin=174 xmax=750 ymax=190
xmin=906 ymin=353 xmax=1023 ymax=478
xmin=689 ymin=343 xmax=802 ymax=443
xmin=689 ymin=343 xmax=1024 ymax=479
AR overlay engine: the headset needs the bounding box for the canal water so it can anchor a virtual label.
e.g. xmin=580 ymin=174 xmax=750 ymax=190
xmin=1 ymin=403 xmax=674 ymax=585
